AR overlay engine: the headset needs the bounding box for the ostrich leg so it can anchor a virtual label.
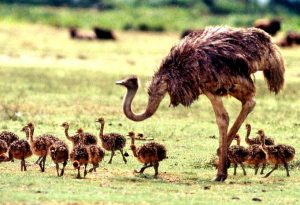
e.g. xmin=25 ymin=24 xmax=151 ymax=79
xmin=206 ymin=93 xmax=229 ymax=182
xmin=227 ymin=88 xmax=256 ymax=147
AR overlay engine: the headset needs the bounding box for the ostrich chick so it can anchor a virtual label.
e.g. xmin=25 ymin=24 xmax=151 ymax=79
xmin=49 ymin=141 xmax=69 ymax=177
xmin=70 ymin=129 xmax=89 ymax=178
xmin=246 ymin=144 xmax=267 ymax=175
xmin=8 ymin=139 xmax=32 ymax=171
xmin=258 ymin=129 xmax=295 ymax=177
xmin=128 ymin=131 xmax=167 ymax=176
xmin=61 ymin=122 xmax=97 ymax=146
xmin=0 ymin=130 xmax=19 ymax=147
xmin=96 ymin=117 xmax=127 ymax=164
xmin=0 ymin=139 xmax=8 ymax=155
xmin=77 ymin=128 xmax=105 ymax=173
xmin=228 ymin=134 xmax=249 ymax=176
xmin=245 ymin=124 xmax=274 ymax=145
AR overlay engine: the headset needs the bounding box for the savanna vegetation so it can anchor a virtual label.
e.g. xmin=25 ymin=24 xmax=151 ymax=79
xmin=0 ymin=1 xmax=300 ymax=204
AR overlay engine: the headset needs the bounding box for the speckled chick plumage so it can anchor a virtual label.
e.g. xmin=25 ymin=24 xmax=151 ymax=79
xmin=245 ymin=124 xmax=274 ymax=146
xmin=0 ymin=139 xmax=8 ymax=155
xmin=50 ymin=141 xmax=69 ymax=164
xmin=0 ymin=131 xmax=19 ymax=147
xmin=9 ymin=139 xmax=32 ymax=160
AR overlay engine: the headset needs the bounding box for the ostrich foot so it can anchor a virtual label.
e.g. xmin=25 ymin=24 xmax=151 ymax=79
xmin=213 ymin=174 xmax=227 ymax=182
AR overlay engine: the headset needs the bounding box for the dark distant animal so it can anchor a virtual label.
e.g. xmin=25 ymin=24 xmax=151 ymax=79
xmin=254 ymin=18 xmax=281 ymax=36
xmin=93 ymin=27 xmax=116 ymax=40
xmin=96 ymin=117 xmax=127 ymax=164
xmin=116 ymin=26 xmax=285 ymax=182
xmin=258 ymin=129 xmax=295 ymax=177
xmin=128 ymin=131 xmax=167 ymax=176
xmin=277 ymin=31 xmax=300 ymax=47
xmin=180 ymin=29 xmax=204 ymax=38
xmin=69 ymin=27 xmax=95 ymax=40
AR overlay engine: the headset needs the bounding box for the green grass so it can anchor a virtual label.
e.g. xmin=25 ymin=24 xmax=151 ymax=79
xmin=0 ymin=23 xmax=300 ymax=204
xmin=1 ymin=3 xmax=300 ymax=32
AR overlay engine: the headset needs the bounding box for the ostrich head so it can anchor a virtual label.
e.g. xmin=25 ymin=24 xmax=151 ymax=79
xmin=127 ymin=131 xmax=135 ymax=138
xmin=257 ymin=129 xmax=265 ymax=143
xmin=245 ymin=124 xmax=251 ymax=130
xmin=96 ymin=117 xmax=105 ymax=124
xmin=61 ymin=122 xmax=69 ymax=129
xmin=116 ymin=76 xmax=139 ymax=89
xmin=27 ymin=122 xmax=34 ymax=129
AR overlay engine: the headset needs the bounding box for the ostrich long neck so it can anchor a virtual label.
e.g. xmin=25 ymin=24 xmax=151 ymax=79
xmin=236 ymin=137 xmax=241 ymax=146
xmin=246 ymin=126 xmax=251 ymax=141
xmin=130 ymin=136 xmax=138 ymax=157
xmin=122 ymin=87 xmax=165 ymax=122
xmin=260 ymin=134 xmax=267 ymax=150
xmin=99 ymin=122 xmax=105 ymax=141
xmin=64 ymin=127 xmax=72 ymax=141
xmin=28 ymin=128 xmax=34 ymax=144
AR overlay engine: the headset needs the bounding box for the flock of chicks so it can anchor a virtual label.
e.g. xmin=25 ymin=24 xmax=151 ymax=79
xmin=218 ymin=124 xmax=295 ymax=177
xmin=0 ymin=117 xmax=167 ymax=178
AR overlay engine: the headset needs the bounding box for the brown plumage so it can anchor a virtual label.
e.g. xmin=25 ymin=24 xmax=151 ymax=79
xmin=116 ymin=26 xmax=285 ymax=181
xmin=227 ymin=134 xmax=249 ymax=176
xmin=93 ymin=27 xmax=116 ymax=40
xmin=61 ymin=122 xmax=97 ymax=146
xmin=254 ymin=18 xmax=281 ymax=36
xmin=258 ymin=129 xmax=295 ymax=177
xmin=77 ymin=128 xmax=105 ymax=173
xmin=180 ymin=28 xmax=204 ymax=39
xmin=70 ymin=128 xmax=89 ymax=179
xmin=0 ymin=130 xmax=19 ymax=147
xmin=0 ymin=154 xmax=10 ymax=162
xmin=245 ymin=124 xmax=274 ymax=145
xmin=49 ymin=141 xmax=69 ymax=177
xmin=128 ymin=131 xmax=167 ymax=176
xmin=22 ymin=122 xmax=59 ymax=172
xmin=96 ymin=117 xmax=127 ymax=164
xmin=8 ymin=139 xmax=32 ymax=171
xmin=0 ymin=139 xmax=8 ymax=155
xmin=246 ymin=144 xmax=267 ymax=175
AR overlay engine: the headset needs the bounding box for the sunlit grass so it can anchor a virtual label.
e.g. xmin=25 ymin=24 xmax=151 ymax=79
xmin=0 ymin=23 xmax=300 ymax=204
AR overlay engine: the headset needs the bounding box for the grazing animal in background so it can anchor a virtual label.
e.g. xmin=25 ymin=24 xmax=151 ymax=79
xmin=8 ymin=139 xmax=32 ymax=171
xmin=128 ymin=131 xmax=167 ymax=176
xmin=70 ymin=129 xmax=90 ymax=179
xmin=227 ymin=134 xmax=249 ymax=176
xmin=277 ymin=31 xmax=300 ymax=47
xmin=180 ymin=28 xmax=204 ymax=39
xmin=69 ymin=27 xmax=95 ymax=40
xmin=77 ymin=128 xmax=105 ymax=173
xmin=245 ymin=124 xmax=274 ymax=145
xmin=96 ymin=117 xmax=127 ymax=164
xmin=22 ymin=123 xmax=59 ymax=172
xmin=116 ymin=26 xmax=285 ymax=181
xmin=258 ymin=129 xmax=295 ymax=177
xmin=61 ymin=122 xmax=97 ymax=146
xmin=93 ymin=27 xmax=116 ymax=40
xmin=49 ymin=141 xmax=69 ymax=177
xmin=254 ymin=18 xmax=281 ymax=36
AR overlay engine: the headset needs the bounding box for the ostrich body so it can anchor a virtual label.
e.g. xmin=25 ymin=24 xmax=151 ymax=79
xmin=23 ymin=123 xmax=59 ymax=172
xmin=8 ymin=139 xmax=32 ymax=171
xmin=258 ymin=130 xmax=295 ymax=177
xmin=0 ymin=139 xmax=8 ymax=155
xmin=77 ymin=128 xmax=105 ymax=173
xmin=246 ymin=144 xmax=267 ymax=175
xmin=96 ymin=118 xmax=127 ymax=164
xmin=61 ymin=122 xmax=97 ymax=146
xmin=245 ymin=124 xmax=274 ymax=145
xmin=49 ymin=141 xmax=69 ymax=177
xmin=128 ymin=131 xmax=167 ymax=176
xmin=0 ymin=131 xmax=19 ymax=147
xmin=116 ymin=26 xmax=285 ymax=181
xmin=227 ymin=134 xmax=249 ymax=176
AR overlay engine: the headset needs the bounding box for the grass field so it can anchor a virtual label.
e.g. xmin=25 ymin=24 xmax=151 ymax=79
xmin=0 ymin=22 xmax=300 ymax=204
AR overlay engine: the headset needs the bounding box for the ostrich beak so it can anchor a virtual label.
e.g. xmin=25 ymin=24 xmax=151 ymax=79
xmin=115 ymin=79 xmax=125 ymax=85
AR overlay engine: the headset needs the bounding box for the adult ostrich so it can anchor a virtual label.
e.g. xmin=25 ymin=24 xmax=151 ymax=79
xmin=116 ymin=26 xmax=285 ymax=181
